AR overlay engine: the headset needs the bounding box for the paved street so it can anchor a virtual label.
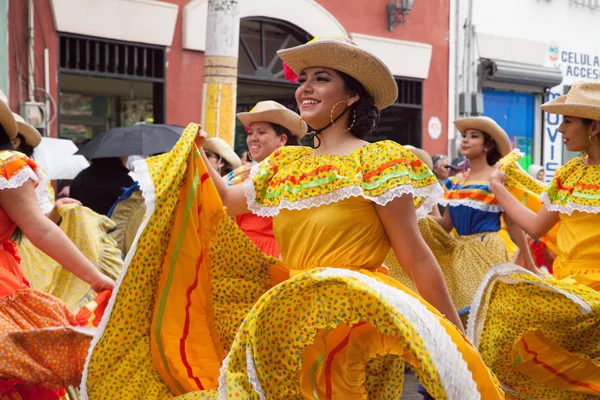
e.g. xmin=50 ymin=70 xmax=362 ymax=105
xmin=401 ymin=370 xmax=423 ymax=400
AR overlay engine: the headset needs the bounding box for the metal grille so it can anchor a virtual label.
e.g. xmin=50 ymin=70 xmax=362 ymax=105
xmin=395 ymin=79 xmax=422 ymax=108
xmin=59 ymin=34 xmax=165 ymax=82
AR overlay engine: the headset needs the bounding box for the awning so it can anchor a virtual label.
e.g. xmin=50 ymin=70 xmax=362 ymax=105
xmin=479 ymin=59 xmax=563 ymax=89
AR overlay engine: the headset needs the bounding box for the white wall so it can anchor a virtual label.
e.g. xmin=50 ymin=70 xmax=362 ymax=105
xmin=450 ymin=0 xmax=600 ymax=179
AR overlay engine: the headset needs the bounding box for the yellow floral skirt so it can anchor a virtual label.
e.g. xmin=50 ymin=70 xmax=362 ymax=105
xmin=82 ymin=124 xmax=504 ymax=399
xmin=467 ymin=264 xmax=600 ymax=399
xmin=19 ymin=205 xmax=123 ymax=312
xmin=386 ymin=218 xmax=510 ymax=313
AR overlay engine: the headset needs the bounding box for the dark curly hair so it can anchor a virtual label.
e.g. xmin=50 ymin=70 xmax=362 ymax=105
xmin=269 ymin=123 xmax=299 ymax=146
xmin=482 ymin=132 xmax=502 ymax=166
xmin=338 ymin=72 xmax=381 ymax=139
xmin=0 ymin=124 xmax=13 ymax=151
xmin=14 ymin=134 xmax=35 ymax=157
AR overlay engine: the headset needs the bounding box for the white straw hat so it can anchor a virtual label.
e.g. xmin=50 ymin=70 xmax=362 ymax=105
xmin=277 ymin=36 xmax=398 ymax=110
xmin=237 ymin=101 xmax=307 ymax=138
xmin=454 ymin=116 xmax=511 ymax=157
xmin=204 ymin=137 xmax=242 ymax=170
xmin=0 ymin=91 xmax=17 ymax=139
xmin=13 ymin=113 xmax=42 ymax=148
xmin=541 ymin=81 xmax=600 ymax=120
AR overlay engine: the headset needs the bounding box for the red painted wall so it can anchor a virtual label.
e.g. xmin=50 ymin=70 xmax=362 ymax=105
xmin=7 ymin=0 xmax=449 ymax=154
xmin=164 ymin=0 xmax=205 ymax=128
xmin=318 ymin=0 xmax=450 ymax=155
xmin=8 ymin=0 xmax=59 ymax=137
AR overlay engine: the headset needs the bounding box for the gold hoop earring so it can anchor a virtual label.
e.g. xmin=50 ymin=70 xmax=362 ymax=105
xmin=589 ymin=135 xmax=599 ymax=143
xmin=330 ymin=100 xmax=356 ymax=133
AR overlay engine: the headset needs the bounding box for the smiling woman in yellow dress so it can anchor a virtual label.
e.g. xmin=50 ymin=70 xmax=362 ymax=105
xmin=466 ymin=81 xmax=600 ymax=399
xmin=82 ymin=37 xmax=504 ymax=399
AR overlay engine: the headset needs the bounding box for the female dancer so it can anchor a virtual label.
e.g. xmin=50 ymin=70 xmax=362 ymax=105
xmin=226 ymin=100 xmax=305 ymax=257
xmin=431 ymin=117 xmax=538 ymax=310
xmin=0 ymin=100 xmax=114 ymax=398
xmin=467 ymin=81 xmax=600 ymax=399
xmin=83 ymin=37 xmax=503 ymax=399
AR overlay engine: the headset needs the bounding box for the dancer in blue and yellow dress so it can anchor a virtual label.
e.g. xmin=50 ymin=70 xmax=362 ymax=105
xmin=387 ymin=117 xmax=538 ymax=315
xmin=82 ymin=37 xmax=504 ymax=399
xmin=466 ymin=81 xmax=600 ymax=399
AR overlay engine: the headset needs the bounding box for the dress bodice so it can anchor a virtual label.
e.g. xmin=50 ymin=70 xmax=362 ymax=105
xmin=542 ymin=157 xmax=600 ymax=275
xmin=443 ymin=178 xmax=502 ymax=235
xmin=246 ymin=141 xmax=443 ymax=271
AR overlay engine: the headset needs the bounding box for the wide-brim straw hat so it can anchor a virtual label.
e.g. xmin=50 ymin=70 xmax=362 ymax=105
xmin=404 ymin=145 xmax=434 ymax=170
xmin=454 ymin=116 xmax=511 ymax=157
xmin=541 ymin=81 xmax=600 ymax=120
xmin=0 ymin=91 xmax=17 ymax=139
xmin=204 ymin=137 xmax=242 ymax=169
xmin=277 ymin=36 xmax=398 ymax=110
xmin=237 ymin=101 xmax=307 ymax=138
xmin=13 ymin=113 xmax=42 ymax=148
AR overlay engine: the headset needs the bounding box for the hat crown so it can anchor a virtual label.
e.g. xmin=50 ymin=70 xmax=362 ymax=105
xmin=565 ymin=82 xmax=600 ymax=106
xmin=250 ymin=101 xmax=288 ymax=113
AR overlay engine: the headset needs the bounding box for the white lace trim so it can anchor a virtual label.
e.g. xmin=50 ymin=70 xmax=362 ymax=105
xmin=0 ymin=165 xmax=39 ymax=191
xmin=441 ymin=198 xmax=503 ymax=213
xmin=245 ymin=347 xmax=267 ymax=400
xmin=466 ymin=262 xmax=593 ymax=348
xmin=540 ymin=191 xmax=600 ymax=215
xmin=80 ymin=158 xmax=156 ymax=399
xmin=245 ymin=164 xmax=444 ymax=220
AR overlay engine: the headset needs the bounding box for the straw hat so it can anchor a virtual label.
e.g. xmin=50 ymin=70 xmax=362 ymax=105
xmin=541 ymin=81 xmax=600 ymax=120
xmin=454 ymin=116 xmax=511 ymax=157
xmin=237 ymin=101 xmax=307 ymax=138
xmin=13 ymin=113 xmax=42 ymax=148
xmin=277 ymin=36 xmax=398 ymax=110
xmin=0 ymin=91 xmax=17 ymax=139
xmin=404 ymin=145 xmax=434 ymax=170
xmin=204 ymin=137 xmax=242 ymax=169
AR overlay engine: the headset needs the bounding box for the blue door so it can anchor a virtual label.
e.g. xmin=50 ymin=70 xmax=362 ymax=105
xmin=482 ymin=89 xmax=535 ymax=170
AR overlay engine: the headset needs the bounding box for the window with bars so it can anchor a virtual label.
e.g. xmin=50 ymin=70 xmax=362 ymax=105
xmin=59 ymin=34 xmax=165 ymax=81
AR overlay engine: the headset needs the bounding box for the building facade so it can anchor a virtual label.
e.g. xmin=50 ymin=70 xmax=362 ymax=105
xmin=6 ymin=0 xmax=451 ymax=154
xmin=451 ymin=0 xmax=600 ymax=181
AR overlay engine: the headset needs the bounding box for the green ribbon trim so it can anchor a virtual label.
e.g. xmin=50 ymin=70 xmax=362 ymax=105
xmin=263 ymin=169 xmax=434 ymax=200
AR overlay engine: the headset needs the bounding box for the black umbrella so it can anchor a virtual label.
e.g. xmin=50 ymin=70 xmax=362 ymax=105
xmin=76 ymin=124 xmax=184 ymax=159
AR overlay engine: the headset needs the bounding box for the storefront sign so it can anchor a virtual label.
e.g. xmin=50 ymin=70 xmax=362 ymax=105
xmin=543 ymin=43 xmax=600 ymax=182
xmin=427 ymin=116 xmax=442 ymax=140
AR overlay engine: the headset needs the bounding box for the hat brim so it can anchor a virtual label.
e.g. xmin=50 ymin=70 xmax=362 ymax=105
xmin=237 ymin=109 xmax=307 ymax=138
xmin=0 ymin=101 xmax=17 ymax=139
xmin=277 ymin=40 xmax=398 ymax=110
xmin=16 ymin=121 xmax=42 ymax=148
xmin=541 ymin=95 xmax=600 ymax=120
xmin=204 ymin=140 xmax=242 ymax=170
xmin=454 ymin=118 xmax=511 ymax=157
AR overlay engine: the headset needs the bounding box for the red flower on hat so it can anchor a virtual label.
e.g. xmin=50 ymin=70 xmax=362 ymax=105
xmin=283 ymin=62 xmax=299 ymax=83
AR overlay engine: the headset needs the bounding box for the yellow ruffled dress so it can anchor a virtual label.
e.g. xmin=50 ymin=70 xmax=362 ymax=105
xmin=467 ymin=156 xmax=600 ymax=399
xmin=82 ymin=124 xmax=504 ymax=399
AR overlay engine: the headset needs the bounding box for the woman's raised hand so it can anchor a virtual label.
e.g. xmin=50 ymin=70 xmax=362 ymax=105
xmin=194 ymin=126 xmax=208 ymax=148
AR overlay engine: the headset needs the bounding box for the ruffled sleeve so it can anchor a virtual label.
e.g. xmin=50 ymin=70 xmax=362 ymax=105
xmin=245 ymin=141 xmax=443 ymax=219
xmin=543 ymin=157 xmax=600 ymax=215
xmin=0 ymin=151 xmax=39 ymax=191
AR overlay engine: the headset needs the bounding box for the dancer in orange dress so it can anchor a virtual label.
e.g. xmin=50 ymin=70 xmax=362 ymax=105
xmin=0 ymin=100 xmax=114 ymax=399
xmin=226 ymin=100 xmax=306 ymax=257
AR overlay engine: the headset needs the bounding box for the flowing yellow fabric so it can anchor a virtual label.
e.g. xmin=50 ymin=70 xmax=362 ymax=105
xmin=18 ymin=204 xmax=123 ymax=312
xmin=83 ymin=124 xmax=504 ymax=399
xmin=108 ymin=190 xmax=146 ymax=256
xmin=553 ymin=212 xmax=600 ymax=279
xmin=385 ymin=218 xmax=508 ymax=312
xmin=468 ymin=265 xmax=600 ymax=399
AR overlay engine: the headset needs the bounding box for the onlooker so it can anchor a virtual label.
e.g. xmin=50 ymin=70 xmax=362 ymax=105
xmin=446 ymin=156 xmax=469 ymax=177
xmin=431 ymin=154 xmax=450 ymax=183
xmin=527 ymin=164 xmax=545 ymax=182
xmin=70 ymin=157 xmax=134 ymax=215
